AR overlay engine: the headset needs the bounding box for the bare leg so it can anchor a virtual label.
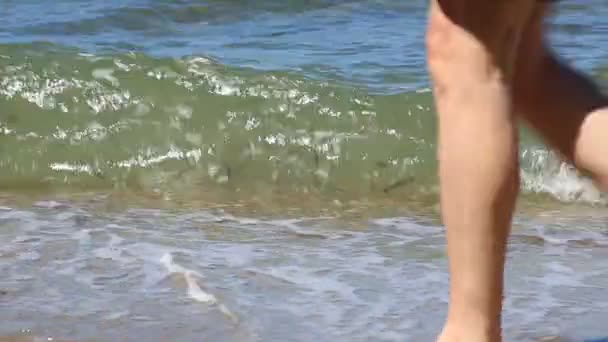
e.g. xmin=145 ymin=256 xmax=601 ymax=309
xmin=425 ymin=1 xmax=535 ymax=341
xmin=514 ymin=5 xmax=608 ymax=188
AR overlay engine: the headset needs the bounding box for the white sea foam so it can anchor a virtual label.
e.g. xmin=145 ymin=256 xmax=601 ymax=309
xmin=160 ymin=252 xmax=238 ymax=323
xmin=520 ymin=148 xmax=606 ymax=204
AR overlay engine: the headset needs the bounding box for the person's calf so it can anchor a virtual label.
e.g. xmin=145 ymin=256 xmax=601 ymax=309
xmin=426 ymin=2 xmax=534 ymax=341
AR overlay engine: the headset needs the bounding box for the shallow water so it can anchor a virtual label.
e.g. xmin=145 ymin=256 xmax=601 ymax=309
xmin=2 ymin=0 xmax=608 ymax=341
xmin=0 ymin=196 xmax=607 ymax=342
xmin=1 ymin=0 xmax=607 ymax=203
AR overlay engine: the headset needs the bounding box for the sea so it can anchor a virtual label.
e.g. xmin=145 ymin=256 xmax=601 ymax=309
xmin=1 ymin=1 xmax=608 ymax=341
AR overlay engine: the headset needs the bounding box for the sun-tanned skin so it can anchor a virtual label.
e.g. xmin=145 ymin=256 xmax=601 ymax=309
xmin=425 ymin=1 xmax=608 ymax=341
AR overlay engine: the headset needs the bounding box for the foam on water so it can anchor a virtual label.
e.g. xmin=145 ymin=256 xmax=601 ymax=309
xmin=1 ymin=201 xmax=608 ymax=341
xmin=520 ymin=148 xmax=606 ymax=205
xmin=1 ymin=1 xmax=607 ymax=341
xmin=160 ymin=252 xmax=239 ymax=323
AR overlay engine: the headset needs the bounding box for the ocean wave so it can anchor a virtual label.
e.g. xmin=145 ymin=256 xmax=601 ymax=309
xmin=0 ymin=45 xmax=603 ymax=205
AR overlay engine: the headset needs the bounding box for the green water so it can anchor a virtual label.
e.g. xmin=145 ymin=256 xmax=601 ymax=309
xmin=1 ymin=0 xmax=607 ymax=206
xmin=1 ymin=1 xmax=608 ymax=341
xmin=0 ymin=46 xmax=604 ymax=207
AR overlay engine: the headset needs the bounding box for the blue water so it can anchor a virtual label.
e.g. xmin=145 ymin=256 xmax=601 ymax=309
xmin=1 ymin=1 xmax=608 ymax=342
xmin=3 ymin=0 xmax=607 ymax=93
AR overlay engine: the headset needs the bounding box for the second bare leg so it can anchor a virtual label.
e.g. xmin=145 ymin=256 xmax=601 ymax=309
xmin=514 ymin=5 xmax=608 ymax=188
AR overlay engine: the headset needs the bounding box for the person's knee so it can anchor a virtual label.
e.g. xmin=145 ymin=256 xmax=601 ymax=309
xmin=425 ymin=9 xmax=495 ymax=98
xmin=575 ymin=111 xmax=608 ymax=191
xmin=425 ymin=13 xmax=456 ymax=98
xmin=424 ymin=5 xmax=456 ymax=79
xmin=425 ymin=2 xmax=531 ymax=90
xmin=424 ymin=6 xmax=484 ymax=76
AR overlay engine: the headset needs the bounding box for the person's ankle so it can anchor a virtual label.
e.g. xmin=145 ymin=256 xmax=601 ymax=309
xmin=437 ymin=315 xmax=502 ymax=342
xmin=437 ymin=325 xmax=501 ymax=342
